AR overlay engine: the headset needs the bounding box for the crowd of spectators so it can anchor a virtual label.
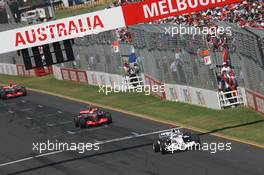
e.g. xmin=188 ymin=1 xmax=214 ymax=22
xmin=217 ymin=62 xmax=238 ymax=103
xmin=116 ymin=28 xmax=132 ymax=43
xmin=111 ymin=0 xmax=263 ymax=49
xmin=156 ymin=0 xmax=263 ymax=29
xmin=109 ymin=0 xmax=263 ymax=29
xmin=111 ymin=0 xmax=262 ymax=100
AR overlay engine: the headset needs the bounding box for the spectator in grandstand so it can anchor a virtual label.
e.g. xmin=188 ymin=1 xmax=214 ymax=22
xmin=117 ymin=28 xmax=132 ymax=43
xmin=151 ymin=0 xmax=264 ymax=29
xmin=122 ymin=58 xmax=129 ymax=76
xmin=221 ymin=62 xmax=231 ymax=75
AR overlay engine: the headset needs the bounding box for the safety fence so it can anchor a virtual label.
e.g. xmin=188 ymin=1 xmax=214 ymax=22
xmin=218 ymin=89 xmax=245 ymax=108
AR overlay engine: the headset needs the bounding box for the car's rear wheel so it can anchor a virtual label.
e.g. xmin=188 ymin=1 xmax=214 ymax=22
xmin=191 ymin=134 xmax=201 ymax=145
xmin=160 ymin=142 xmax=167 ymax=154
xmin=105 ymin=112 xmax=112 ymax=124
xmin=79 ymin=117 xmax=86 ymax=128
xmin=153 ymin=141 xmax=160 ymax=152
xmin=74 ymin=117 xmax=80 ymax=127
xmin=21 ymin=87 xmax=27 ymax=96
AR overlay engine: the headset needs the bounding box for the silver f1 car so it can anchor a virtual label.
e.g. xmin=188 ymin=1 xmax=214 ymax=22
xmin=153 ymin=129 xmax=201 ymax=154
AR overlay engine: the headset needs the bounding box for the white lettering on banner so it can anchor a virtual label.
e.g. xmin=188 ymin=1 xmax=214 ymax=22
xmin=142 ymin=0 xmax=225 ymax=19
xmin=0 ymin=7 xmax=125 ymax=54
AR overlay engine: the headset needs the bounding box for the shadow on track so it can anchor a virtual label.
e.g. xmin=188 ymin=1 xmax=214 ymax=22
xmin=7 ymin=142 xmax=153 ymax=175
xmin=198 ymin=119 xmax=264 ymax=136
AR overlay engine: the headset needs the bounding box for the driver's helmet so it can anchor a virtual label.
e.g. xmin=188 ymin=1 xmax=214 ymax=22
xmin=171 ymin=129 xmax=181 ymax=135
xmin=87 ymin=105 xmax=92 ymax=111
xmin=8 ymin=81 xmax=15 ymax=88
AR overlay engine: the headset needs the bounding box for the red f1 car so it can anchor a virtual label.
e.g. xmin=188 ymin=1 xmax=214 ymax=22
xmin=0 ymin=84 xmax=27 ymax=100
xmin=74 ymin=106 xmax=112 ymax=128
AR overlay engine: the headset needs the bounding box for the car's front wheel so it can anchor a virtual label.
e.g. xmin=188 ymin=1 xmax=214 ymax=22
xmin=160 ymin=142 xmax=167 ymax=154
xmin=153 ymin=141 xmax=160 ymax=152
xmin=105 ymin=112 xmax=112 ymax=124
xmin=21 ymin=87 xmax=27 ymax=96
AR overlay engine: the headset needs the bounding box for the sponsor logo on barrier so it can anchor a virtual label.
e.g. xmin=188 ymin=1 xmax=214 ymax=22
xmin=196 ymin=91 xmax=206 ymax=106
xmin=183 ymin=88 xmax=192 ymax=103
xmin=169 ymin=87 xmax=179 ymax=101
xmin=100 ymin=75 xmax=106 ymax=85
xmin=78 ymin=72 xmax=87 ymax=83
xmin=109 ymin=76 xmax=116 ymax=87
xmin=70 ymin=71 xmax=78 ymax=81
xmin=256 ymin=97 xmax=264 ymax=114
xmin=91 ymin=74 xmax=98 ymax=85
xmin=61 ymin=69 xmax=70 ymax=80
xmin=246 ymin=92 xmax=255 ymax=108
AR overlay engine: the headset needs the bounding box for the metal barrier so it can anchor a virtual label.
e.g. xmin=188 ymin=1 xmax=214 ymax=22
xmin=218 ymin=89 xmax=244 ymax=108
xmin=60 ymin=67 xmax=88 ymax=83
xmin=122 ymin=75 xmax=144 ymax=89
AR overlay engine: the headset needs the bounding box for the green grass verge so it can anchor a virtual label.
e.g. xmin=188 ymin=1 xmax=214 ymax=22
xmin=54 ymin=2 xmax=109 ymax=19
xmin=0 ymin=74 xmax=263 ymax=144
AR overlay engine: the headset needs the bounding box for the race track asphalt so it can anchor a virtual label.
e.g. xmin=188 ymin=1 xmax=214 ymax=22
xmin=0 ymin=91 xmax=263 ymax=175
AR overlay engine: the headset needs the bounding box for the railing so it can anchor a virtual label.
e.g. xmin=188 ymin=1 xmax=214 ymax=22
xmin=218 ymin=89 xmax=244 ymax=108
xmin=123 ymin=74 xmax=144 ymax=89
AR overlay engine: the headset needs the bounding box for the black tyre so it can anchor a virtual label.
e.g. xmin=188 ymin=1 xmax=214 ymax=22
xmin=191 ymin=134 xmax=201 ymax=145
xmin=105 ymin=112 xmax=112 ymax=124
xmin=21 ymin=87 xmax=27 ymax=96
xmin=153 ymin=141 xmax=160 ymax=152
xmin=160 ymin=142 xmax=167 ymax=154
xmin=0 ymin=92 xmax=7 ymax=100
xmin=74 ymin=117 xmax=80 ymax=127
xmin=79 ymin=117 xmax=86 ymax=128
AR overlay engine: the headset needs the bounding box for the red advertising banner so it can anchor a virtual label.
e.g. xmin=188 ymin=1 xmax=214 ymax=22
xmin=122 ymin=0 xmax=241 ymax=26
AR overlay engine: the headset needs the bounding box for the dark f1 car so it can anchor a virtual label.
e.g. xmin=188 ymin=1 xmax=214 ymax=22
xmin=0 ymin=84 xmax=27 ymax=100
xmin=74 ymin=106 xmax=112 ymax=128
xmin=153 ymin=129 xmax=201 ymax=154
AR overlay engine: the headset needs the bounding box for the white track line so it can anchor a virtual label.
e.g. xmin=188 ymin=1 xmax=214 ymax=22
xmin=0 ymin=150 xmax=64 ymax=167
xmin=0 ymin=127 xmax=179 ymax=167
xmin=52 ymin=125 xmax=109 ymax=138
xmin=31 ymin=121 xmax=73 ymax=130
